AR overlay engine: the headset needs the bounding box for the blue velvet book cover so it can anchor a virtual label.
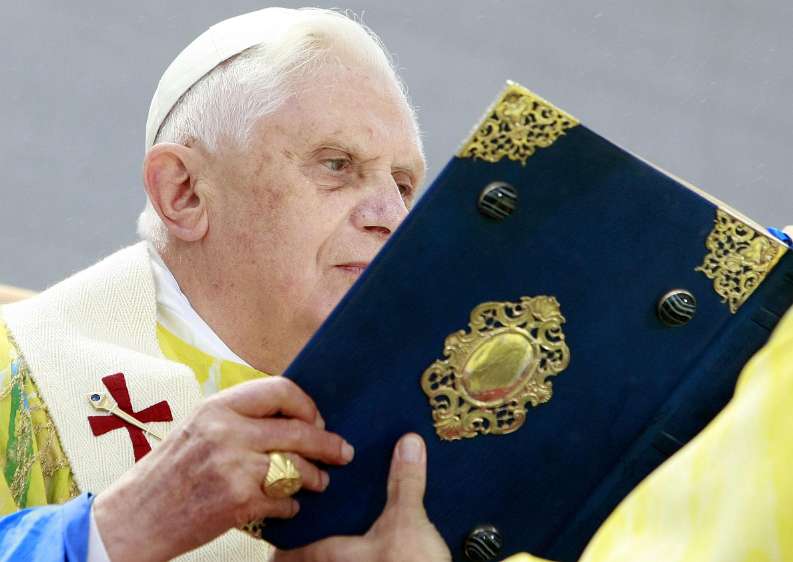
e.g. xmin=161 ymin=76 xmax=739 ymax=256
xmin=263 ymin=83 xmax=793 ymax=561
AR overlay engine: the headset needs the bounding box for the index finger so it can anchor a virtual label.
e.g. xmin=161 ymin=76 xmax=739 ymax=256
xmin=220 ymin=377 xmax=323 ymax=426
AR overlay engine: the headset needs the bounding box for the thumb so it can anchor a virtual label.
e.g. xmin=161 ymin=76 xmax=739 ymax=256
xmin=385 ymin=433 xmax=427 ymax=515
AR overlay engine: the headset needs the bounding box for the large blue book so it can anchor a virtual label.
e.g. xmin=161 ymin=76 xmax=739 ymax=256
xmin=262 ymin=83 xmax=793 ymax=561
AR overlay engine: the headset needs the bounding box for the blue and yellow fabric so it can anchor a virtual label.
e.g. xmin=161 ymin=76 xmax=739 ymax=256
xmin=0 ymin=319 xmax=269 ymax=560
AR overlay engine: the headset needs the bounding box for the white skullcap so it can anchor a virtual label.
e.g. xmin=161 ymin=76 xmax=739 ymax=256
xmin=145 ymin=7 xmax=299 ymax=150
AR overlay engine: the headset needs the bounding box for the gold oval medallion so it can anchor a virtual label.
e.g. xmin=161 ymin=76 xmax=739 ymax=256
xmin=461 ymin=330 xmax=536 ymax=406
xmin=421 ymin=297 xmax=570 ymax=441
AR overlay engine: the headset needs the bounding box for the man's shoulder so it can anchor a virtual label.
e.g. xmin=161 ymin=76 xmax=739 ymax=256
xmin=3 ymin=242 xmax=151 ymax=323
xmin=9 ymin=242 xmax=149 ymax=306
xmin=2 ymin=241 xmax=159 ymax=358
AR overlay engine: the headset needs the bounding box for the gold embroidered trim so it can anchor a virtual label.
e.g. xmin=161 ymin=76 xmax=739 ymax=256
xmin=457 ymin=81 xmax=579 ymax=165
xmin=4 ymin=331 xmax=79 ymax=505
xmin=421 ymin=297 xmax=570 ymax=441
xmin=696 ymin=209 xmax=786 ymax=313
xmin=2 ymin=343 xmax=35 ymax=506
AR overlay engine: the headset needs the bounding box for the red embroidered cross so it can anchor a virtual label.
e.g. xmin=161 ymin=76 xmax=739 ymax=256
xmin=88 ymin=373 xmax=173 ymax=461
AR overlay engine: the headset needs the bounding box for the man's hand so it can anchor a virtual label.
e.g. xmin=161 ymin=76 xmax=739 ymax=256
xmin=275 ymin=433 xmax=451 ymax=562
xmin=93 ymin=377 xmax=354 ymax=562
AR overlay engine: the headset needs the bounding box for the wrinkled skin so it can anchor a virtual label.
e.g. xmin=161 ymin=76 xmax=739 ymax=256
xmin=95 ymin=52 xmax=430 ymax=561
xmin=275 ymin=434 xmax=452 ymax=562
xmin=94 ymin=378 xmax=354 ymax=561
xmin=154 ymin=56 xmax=426 ymax=375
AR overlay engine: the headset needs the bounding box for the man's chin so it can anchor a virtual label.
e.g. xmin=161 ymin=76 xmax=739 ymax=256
xmin=303 ymin=298 xmax=344 ymax=337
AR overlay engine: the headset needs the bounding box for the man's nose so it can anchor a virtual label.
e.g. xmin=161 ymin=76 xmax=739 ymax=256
xmin=350 ymin=176 xmax=409 ymax=237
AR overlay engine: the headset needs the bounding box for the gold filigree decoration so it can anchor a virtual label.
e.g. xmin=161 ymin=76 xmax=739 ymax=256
xmin=421 ymin=297 xmax=570 ymax=441
xmin=696 ymin=209 xmax=786 ymax=313
xmin=458 ymin=82 xmax=579 ymax=165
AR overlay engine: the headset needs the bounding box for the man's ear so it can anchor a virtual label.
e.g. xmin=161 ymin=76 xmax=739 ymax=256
xmin=143 ymin=143 xmax=209 ymax=242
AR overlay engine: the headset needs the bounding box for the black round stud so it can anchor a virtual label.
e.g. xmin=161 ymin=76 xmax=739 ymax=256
xmin=90 ymin=393 xmax=101 ymax=402
xmin=478 ymin=182 xmax=517 ymax=221
xmin=463 ymin=524 xmax=504 ymax=562
xmin=657 ymin=289 xmax=697 ymax=327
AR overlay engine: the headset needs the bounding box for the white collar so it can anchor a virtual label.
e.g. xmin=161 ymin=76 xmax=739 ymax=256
xmin=147 ymin=243 xmax=250 ymax=366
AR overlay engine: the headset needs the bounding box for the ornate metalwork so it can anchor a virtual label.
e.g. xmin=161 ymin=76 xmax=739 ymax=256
xmin=263 ymin=451 xmax=302 ymax=498
xmin=458 ymin=82 xmax=579 ymax=165
xmin=421 ymin=297 xmax=570 ymax=441
xmin=696 ymin=209 xmax=786 ymax=313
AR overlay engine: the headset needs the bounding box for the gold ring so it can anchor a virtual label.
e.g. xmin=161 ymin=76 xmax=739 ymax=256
xmin=263 ymin=451 xmax=302 ymax=498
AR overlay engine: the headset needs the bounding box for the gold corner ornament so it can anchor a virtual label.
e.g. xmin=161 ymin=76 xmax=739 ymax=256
xmin=696 ymin=209 xmax=786 ymax=313
xmin=421 ymin=297 xmax=570 ymax=441
xmin=457 ymin=82 xmax=579 ymax=165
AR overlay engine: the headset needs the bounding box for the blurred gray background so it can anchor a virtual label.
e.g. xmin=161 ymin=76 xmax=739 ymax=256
xmin=2 ymin=1 xmax=791 ymax=290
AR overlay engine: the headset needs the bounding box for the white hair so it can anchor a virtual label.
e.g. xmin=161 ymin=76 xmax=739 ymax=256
xmin=137 ymin=8 xmax=420 ymax=248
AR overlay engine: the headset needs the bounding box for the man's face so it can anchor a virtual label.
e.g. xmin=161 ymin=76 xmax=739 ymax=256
xmin=204 ymin=57 xmax=425 ymax=351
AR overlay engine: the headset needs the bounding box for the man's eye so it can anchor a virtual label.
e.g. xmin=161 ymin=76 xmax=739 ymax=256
xmin=393 ymin=173 xmax=414 ymax=199
xmin=322 ymin=158 xmax=350 ymax=172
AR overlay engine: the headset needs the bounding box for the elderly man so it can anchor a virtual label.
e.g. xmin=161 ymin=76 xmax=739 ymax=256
xmin=0 ymin=7 xmax=441 ymax=561
xmin=5 ymin=7 xmax=793 ymax=562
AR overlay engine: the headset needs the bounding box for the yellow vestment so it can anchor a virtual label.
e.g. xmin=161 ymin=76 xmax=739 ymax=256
xmin=0 ymin=320 xmax=267 ymax=516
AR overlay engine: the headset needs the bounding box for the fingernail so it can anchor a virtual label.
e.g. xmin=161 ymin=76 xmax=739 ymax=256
xmin=315 ymin=413 xmax=325 ymax=429
xmin=341 ymin=441 xmax=355 ymax=462
xmin=291 ymin=500 xmax=300 ymax=516
xmin=321 ymin=471 xmax=330 ymax=490
xmin=398 ymin=434 xmax=423 ymax=464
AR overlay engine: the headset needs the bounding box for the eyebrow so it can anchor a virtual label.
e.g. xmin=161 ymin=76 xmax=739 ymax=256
xmin=311 ymin=137 xmax=360 ymax=155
